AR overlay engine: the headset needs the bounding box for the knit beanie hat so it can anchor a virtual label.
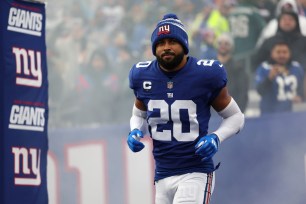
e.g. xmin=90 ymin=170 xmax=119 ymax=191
xmin=151 ymin=13 xmax=189 ymax=55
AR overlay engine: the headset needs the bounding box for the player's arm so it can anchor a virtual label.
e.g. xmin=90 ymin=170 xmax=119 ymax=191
xmin=195 ymin=86 xmax=245 ymax=161
xmin=211 ymin=86 xmax=232 ymax=112
xmin=127 ymin=98 xmax=148 ymax=152
xmin=130 ymin=98 xmax=147 ymax=131
xmin=211 ymin=86 xmax=245 ymax=143
xmin=134 ymin=98 xmax=147 ymax=111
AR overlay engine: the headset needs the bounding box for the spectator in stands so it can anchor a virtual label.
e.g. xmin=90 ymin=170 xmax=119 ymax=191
xmin=189 ymin=0 xmax=232 ymax=57
xmin=216 ymin=33 xmax=249 ymax=112
xmin=229 ymin=0 xmax=266 ymax=75
xmin=254 ymin=7 xmax=306 ymax=100
xmin=125 ymin=4 xmax=150 ymax=58
xmin=206 ymin=0 xmax=233 ymax=38
xmin=253 ymin=0 xmax=277 ymax=22
xmin=198 ymin=28 xmax=218 ymax=60
xmin=83 ymin=49 xmax=120 ymax=124
xmin=253 ymin=10 xmax=306 ymax=71
xmin=256 ymin=0 xmax=306 ymax=48
xmin=255 ymin=39 xmax=304 ymax=115
xmin=172 ymin=0 xmax=196 ymax=24
xmin=188 ymin=1 xmax=214 ymax=55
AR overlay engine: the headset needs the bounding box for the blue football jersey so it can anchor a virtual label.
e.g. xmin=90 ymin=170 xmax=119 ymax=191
xmin=255 ymin=61 xmax=305 ymax=114
xmin=129 ymin=57 xmax=227 ymax=181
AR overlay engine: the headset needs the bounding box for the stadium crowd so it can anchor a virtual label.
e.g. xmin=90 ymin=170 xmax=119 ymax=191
xmin=45 ymin=0 xmax=306 ymax=127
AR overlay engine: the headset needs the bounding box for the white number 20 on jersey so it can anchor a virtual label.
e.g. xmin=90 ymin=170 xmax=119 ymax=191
xmin=147 ymin=100 xmax=199 ymax=142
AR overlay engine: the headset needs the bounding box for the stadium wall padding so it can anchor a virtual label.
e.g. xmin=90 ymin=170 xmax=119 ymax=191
xmin=48 ymin=111 xmax=306 ymax=204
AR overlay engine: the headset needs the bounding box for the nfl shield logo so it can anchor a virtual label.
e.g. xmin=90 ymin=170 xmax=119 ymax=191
xmin=167 ymin=81 xmax=173 ymax=89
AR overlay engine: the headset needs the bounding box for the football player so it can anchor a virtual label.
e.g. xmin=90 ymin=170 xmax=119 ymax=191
xmin=127 ymin=13 xmax=245 ymax=204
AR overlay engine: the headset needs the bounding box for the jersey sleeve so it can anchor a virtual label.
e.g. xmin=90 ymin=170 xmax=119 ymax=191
xmin=206 ymin=60 xmax=228 ymax=102
xmin=129 ymin=62 xmax=150 ymax=98
xmin=128 ymin=64 xmax=139 ymax=98
xmin=212 ymin=60 xmax=227 ymax=87
xmin=128 ymin=65 xmax=135 ymax=90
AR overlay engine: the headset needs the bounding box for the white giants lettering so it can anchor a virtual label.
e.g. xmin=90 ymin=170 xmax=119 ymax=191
xmin=7 ymin=7 xmax=42 ymax=36
xmin=9 ymin=105 xmax=45 ymax=132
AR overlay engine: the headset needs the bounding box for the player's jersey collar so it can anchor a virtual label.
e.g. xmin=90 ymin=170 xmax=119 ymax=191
xmin=156 ymin=57 xmax=193 ymax=79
